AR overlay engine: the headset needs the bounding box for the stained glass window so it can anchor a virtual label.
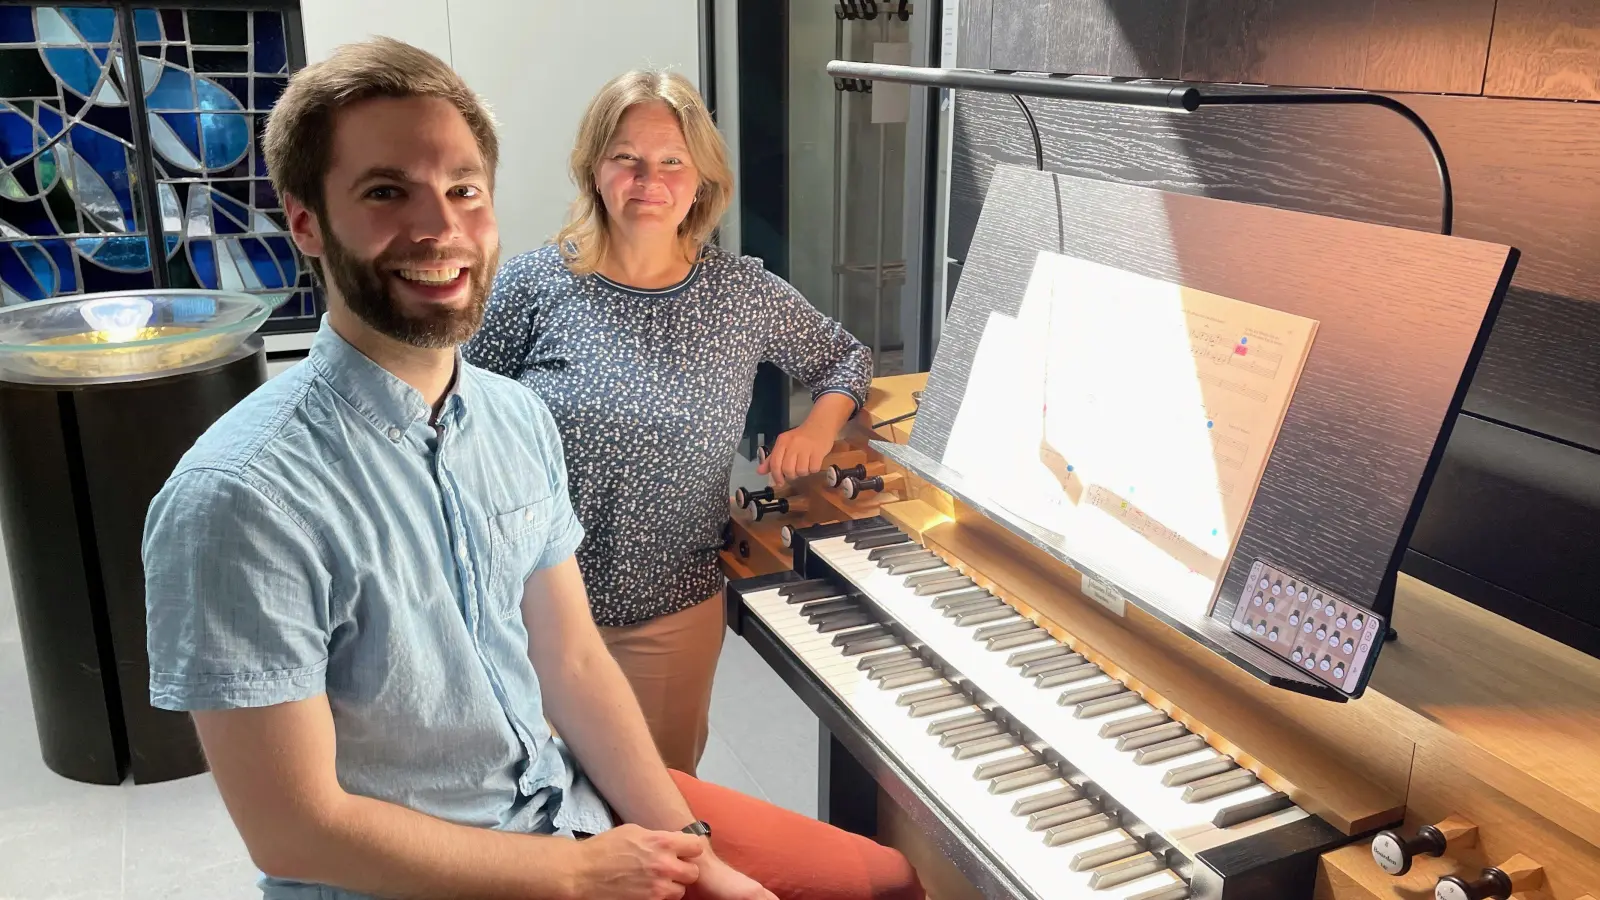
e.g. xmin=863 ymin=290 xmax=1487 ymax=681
xmin=0 ymin=4 xmax=317 ymax=329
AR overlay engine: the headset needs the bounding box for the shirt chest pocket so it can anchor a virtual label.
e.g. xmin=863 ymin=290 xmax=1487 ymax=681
xmin=486 ymin=497 xmax=554 ymax=619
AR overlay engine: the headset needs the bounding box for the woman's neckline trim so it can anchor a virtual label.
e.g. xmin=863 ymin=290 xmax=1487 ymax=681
xmin=592 ymin=259 xmax=704 ymax=297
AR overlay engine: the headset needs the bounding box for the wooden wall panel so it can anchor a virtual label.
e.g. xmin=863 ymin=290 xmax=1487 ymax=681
xmin=1104 ymin=0 xmax=1185 ymax=79
xmin=947 ymin=90 xmax=1600 ymax=454
xmin=1484 ymin=0 xmax=1600 ymax=101
xmin=987 ymin=0 xmax=1052 ymax=71
xmin=956 ymin=0 xmax=993 ymax=68
xmin=1179 ymin=0 xmax=1274 ymax=82
xmin=1258 ymin=0 xmax=1375 ymax=89
xmin=1046 ymin=0 xmax=1115 ymax=74
xmin=1363 ymin=0 xmax=1496 ymax=94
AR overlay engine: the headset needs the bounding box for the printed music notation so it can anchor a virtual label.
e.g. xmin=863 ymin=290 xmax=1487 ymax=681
xmin=941 ymin=252 xmax=1318 ymax=618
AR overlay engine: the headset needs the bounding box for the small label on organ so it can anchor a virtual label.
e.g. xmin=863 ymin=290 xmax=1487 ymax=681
xmin=1080 ymin=574 xmax=1127 ymax=617
xmin=1435 ymin=882 xmax=1470 ymax=900
xmin=1370 ymin=834 xmax=1405 ymax=874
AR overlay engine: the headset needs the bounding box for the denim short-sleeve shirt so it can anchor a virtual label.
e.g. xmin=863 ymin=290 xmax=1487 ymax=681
xmin=143 ymin=318 xmax=614 ymax=899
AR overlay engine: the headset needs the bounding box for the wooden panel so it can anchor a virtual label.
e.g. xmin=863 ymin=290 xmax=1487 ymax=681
xmin=947 ymin=90 xmax=1600 ymax=453
xmin=1363 ymin=0 xmax=1496 ymax=94
xmin=956 ymin=0 xmax=993 ymax=68
xmin=987 ymin=0 xmax=1052 ymax=71
xmin=1180 ymin=0 xmax=1274 ymax=82
xmin=882 ymin=498 xmax=1413 ymax=835
xmin=1484 ymin=0 xmax=1600 ymax=101
xmin=1104 ymin=0 xmax=1185 ymax=78
xmin=1046 ymin=0 xmax=1114 ymax=74
xmin=1259 ymin=0 xmax=1376 ymax=88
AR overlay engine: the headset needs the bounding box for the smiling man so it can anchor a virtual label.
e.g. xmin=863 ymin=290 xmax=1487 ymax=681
xmin=141 ymin=37 xmax=921 ymax=900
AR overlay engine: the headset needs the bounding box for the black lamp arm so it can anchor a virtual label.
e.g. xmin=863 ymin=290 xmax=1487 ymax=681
xmin=824 ymin=61 xmax=1453 ymax=236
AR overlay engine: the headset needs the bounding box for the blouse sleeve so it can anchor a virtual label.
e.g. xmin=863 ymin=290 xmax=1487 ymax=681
xmin=463 ymin=251 xmax=542 ymax=378
xmin=756 ymin=266 xmax=874 ymax=411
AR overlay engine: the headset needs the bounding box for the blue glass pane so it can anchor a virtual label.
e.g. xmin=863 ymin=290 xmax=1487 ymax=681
xmin=0 ymin=7 xmax=34 ymax=43
xmin=134 ymin=9 xmax=162 ymax=42
xmin=253 ymin=179 xmax=279 ymax=209
xmin=146 ymin=65 xmax=194 ymax=111
xmin=265 ymin=237 xmax=296 ymax=280
xmin=164 ymin=44 xmax=187 ymax=67
xmin=90 ymin=234 xmax=150 ymax=271
xmin=189 ymin=238 xmax=217 ymax=288
xmin=160 ymin=9 xmax=183 ymax=41
xmin=242 ymin=236 xmax=286 ymax=288
xmin=35 ymin=104 xmax=62 ymax=138
xmin=43 ymin=238 xmax=75 ymax=293
xmin=80 ymin=258 xmax=153 ymax=293
xmin=0 ymin=109 xmax=32 ymax=161
xmin=253 ymin=77 xmax=286 ymax=113
xmin=253 ymin=12 xmax=287 ymax=74
xmin=42 ymin=47 xmax=102 ymax=97
xmin=0 ymin=239 xmax=56 ymax=300
xmin=210 ymin=190 xmax=248 ymax=233
xmin=81 ymin=104 xmax=135 ymax=143
xmin=9 ymin=157 xmax=37 ymax=195
xmin=66 ymin=126 xmax=136 ymax=231
xmin=158 ymin=111 xmax=200 ymax=156
xmin=2 ymin=196 xmax=54 ymax=236
xmin=195 ymin=75 xmax=243 ymax=112
xmin=61 ymin=8 xmax=116 ymax=44
xmin=91 ymin=46 xmax=108 ymax=64
xmin=200 ymin=113 xmax=248 ymax=170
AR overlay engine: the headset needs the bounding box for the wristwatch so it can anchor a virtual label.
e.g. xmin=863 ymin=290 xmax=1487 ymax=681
xmin=680 ymin=820 xmax=712 ymax=837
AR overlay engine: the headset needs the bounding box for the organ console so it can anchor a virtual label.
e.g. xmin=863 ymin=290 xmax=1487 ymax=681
xmin=718 ymin=172 xmax=1600 ymax=899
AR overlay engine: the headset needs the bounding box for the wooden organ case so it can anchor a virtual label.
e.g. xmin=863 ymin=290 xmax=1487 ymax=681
xmin=719 ymin=166 xmax=1600 ymax=900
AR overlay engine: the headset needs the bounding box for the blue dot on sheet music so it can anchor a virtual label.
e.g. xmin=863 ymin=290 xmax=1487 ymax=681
xmin=1240 ymin=337 xmax=1248 ymax=344
xmin=1207 ymin=420 xmax=1214 ymax=429
xmin=1212 ymin=529 xmax=1219 ymax=536
xmin=1066 ymin=465 xmax=1074 ymax=472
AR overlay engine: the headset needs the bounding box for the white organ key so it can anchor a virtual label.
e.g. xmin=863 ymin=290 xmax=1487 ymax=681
xmin=807 ymin=536 xmax=1307 ymax=856
xmin=740 ymin=586 xmax=1187 ymax=900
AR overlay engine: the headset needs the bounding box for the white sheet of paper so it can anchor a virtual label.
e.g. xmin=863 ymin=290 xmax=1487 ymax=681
xmin=941 ymin=252 xmax=1318 ymax=616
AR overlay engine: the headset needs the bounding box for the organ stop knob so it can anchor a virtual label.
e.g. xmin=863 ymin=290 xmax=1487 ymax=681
xmin=1435 ymin=854 xmax=1543 ymax=900
xmin=841 ymin=472 xmax=903 ymax=500
xmin=1371 ymin=815 xmax=1477 ymax=876
xmin=751 ymin=496 xmax=808 ymax=521
xmin=734 ymin=486 xmax=775 ymax=508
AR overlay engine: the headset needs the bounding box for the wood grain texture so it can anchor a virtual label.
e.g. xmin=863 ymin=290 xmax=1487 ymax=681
xmin=1484 ymin=0 xmax=1600 ymax=101
xmin=1258 ymin=0 xmax=1376 ymax=88
xmin=956 ymin=0 xmax=994 ymax=68
xmin=924 ymin=164 xmax=1514 ymax=622
xmin=1046 ymin=0 xmax=1114 ymax=74
xmin=986 ymin=0 xmax=1052 ymax=71
xmin=1363 ymin=0 xmax=1496 ymax=93
xmin=1180 ymin=0 xmax=1274 ymax=82
xmin=948 ymin=89 xmax=1600 ymax=452
xmin=1105 ymin=0 xmax=1186 ymax=78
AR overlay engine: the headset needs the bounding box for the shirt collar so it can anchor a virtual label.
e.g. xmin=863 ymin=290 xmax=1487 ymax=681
xmin=307 ymin=316 xmax=470 ymax=442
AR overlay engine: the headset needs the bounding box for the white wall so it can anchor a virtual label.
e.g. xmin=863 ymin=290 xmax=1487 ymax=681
xmin=303 ymin=0 xmax=702 ymax=258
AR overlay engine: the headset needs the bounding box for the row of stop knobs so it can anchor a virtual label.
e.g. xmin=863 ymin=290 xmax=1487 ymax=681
xmin=1372 ymin=816 xmax=1559 ymax=899
xmin=733 ymin=462 xmax=900 ymax=522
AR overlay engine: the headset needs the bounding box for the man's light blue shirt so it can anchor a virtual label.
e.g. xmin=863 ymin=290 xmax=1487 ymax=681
xmin=143 ymin=319 xmax=614 ymax=898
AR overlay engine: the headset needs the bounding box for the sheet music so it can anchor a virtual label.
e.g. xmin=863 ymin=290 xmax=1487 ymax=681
xmin=942 ymin=252 xmax=1318 ymax=616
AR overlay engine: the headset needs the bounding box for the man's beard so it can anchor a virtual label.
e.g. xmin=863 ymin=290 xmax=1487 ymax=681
xmin=320 ymin=225 xmax=499 ymax=349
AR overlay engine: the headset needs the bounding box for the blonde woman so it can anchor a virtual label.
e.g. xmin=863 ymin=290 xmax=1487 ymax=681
xmin=465 ymin=71 xmax=871 ymax=774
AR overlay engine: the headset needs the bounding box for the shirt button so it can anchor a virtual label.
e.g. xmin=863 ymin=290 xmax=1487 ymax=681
xmin=524 ymin=508 xmax=535 ymax=522
xmin=387 ymin=426 xmax=402 ymax=441
xmin=457 ymin=543 xmax=469 ymax=561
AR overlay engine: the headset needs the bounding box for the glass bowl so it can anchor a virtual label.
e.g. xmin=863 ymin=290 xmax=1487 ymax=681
xmin=0 ymin=289 xmax=273 ymax=382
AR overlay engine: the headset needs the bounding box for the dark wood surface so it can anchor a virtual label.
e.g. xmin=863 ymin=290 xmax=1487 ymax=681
xmin=947 ymin=89 xmax=1600 ymax=455
xmin=1105 ymin=0 xmax=1185 ymax=78
xmin=1047 ymin=0 xmax=1115 ymax=75
xmin=918 ymin=165 xmax=1515 ymax=634
xmin=957 ymin=0 xmax=994 ymax=68
xmin=1179 ymin=0 xmax=1274 ymax=82
xmin=1258 ymin=0 xmax=1376 ymax=88
xmin=987 ymin=0 xmax=1051 ymax=71
xmin=1484 ymin=0 xmax=1600 ymax=101
xmin=1363 ymin=0 xmax=1496 ymax=94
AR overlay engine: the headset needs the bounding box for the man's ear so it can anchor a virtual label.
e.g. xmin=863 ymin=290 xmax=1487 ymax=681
xmin=283 ymin=193 xmax=326 ymax=261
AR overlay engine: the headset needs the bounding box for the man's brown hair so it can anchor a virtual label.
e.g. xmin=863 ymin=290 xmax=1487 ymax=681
xmin=262 ymin=36 xmax=499 ymax=235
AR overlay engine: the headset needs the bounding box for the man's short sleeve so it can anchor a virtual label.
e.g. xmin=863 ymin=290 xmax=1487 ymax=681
xmin=143 ymin=467 xmax=333 ymax=711
xmin=524 ymin=393 xmax=584 ymax=571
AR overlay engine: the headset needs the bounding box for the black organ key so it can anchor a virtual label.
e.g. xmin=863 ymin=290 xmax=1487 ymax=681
xmin=1036 ymin=664 xmax=1103 ymax=688
xmin=1071 ymin=837 xmax=1143 ymax=872
xmin=1133 ymin=733 xmax=1210 ymax=765
xmin=1089 ymin=853 xmax=1167 ymax=890
xmin=1099 ymin=711 xmax=1170 ymax=740
xmin=1043 ymin=813 xmax=1117 ymax=846
xmin=1026 ymin=798 xmax=1100 ymax=831
xmin=1116 ymin=721 xmax=1189 ymax=752
xmin=1163 ymin=756 xmax=1238 ymax=787
xmin=988 ymin=765 xmax=1057 ymax=795
xmin=870 ymin=544 xmax=929 ymax=563
xmin=908 ymin=694 xmax=972 ymax=717
xmin=1181 ymin=767 xmax=1260 ymax=803
xmin=841 ymin=633 xmax=901 ymax=656
xmin=777 ymin=578 xmax=831 ymax=596
xmin=1057 ymin=681 xmax=1127 ymax=706
xmin=887 ymin=556 xmax=947 ymax=576
xmin=1007 ymin=643 xmax=1070 ymax=666
xmin=953 ymin=733 xmax=1021 ymax=759
xmin=942 ymin=597 xmax=1004 ymax=617
xmin=799 ymin=597 xmax=858 ymax=619
xmin=933 ymin=589 xmax=996 ymax=609
xmin=844 ymin=525 xmax=902 ymax=544
xmin=784 ymin=585 xmax=845 ymax=604
xmin=854 ymin=532 xmax=912 ymax=550
xmin=1075 ymin=691 xmax=1144 ymax=718
xmin=914 ymin=576 xmax=977 ymax=596
xmin=974 ymin=619 xmax=1037 ymax=641
xmin=988 ymin=630 xmax=1052 ymax=652
xmin=857 ymin=647 xmax=915 ymax=670
xmin=938 ymin=721 xmax=1005 ymax=747
xmin=1010 ymin=785 xmax=1084 ymax=816
xmin=1021 ymin=653 xmax=1087 ymax=677
xmin=973 ymin=751 xmax=1043 ymax=780
xmin=904 ymin=569 xmax=959 ymax=588
xmin=1126 ymin=885 xmax=1192 ymax=900
xmin=955 ymin=607 xmax=1018 ymax=627
xmin=868 ymin=658 xmax=929 ymax=680
xmin=926 ymin=710 xmax=991 ymax=736
xmin=879 ymin=667 xmax=940 ymax=690
xmin=814 ymin=611 xmax=873 ymax=633
xmin=1212 ymin=791 xmax=1294 ymax=828
xmin=897 ymin=682 xmax=960 ymax=707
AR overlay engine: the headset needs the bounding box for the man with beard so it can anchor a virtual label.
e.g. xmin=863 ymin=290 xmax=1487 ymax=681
xmin=141 ymin=37 xmax=922 ymax=900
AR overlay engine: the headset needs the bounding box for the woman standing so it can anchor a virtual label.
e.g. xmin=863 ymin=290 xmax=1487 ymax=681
xmin=465 ymin=70 xmax=871 ymax=774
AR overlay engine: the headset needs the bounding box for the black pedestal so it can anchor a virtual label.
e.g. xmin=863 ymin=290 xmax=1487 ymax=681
xmin=0 ymin=338 xmax=266 ymax=784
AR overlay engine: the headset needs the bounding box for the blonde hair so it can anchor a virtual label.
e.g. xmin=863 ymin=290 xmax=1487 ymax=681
xmin=556 ymin=70 xmax=733 ymax=276
xmin=262 ymin=37 xmax=499 ymax=274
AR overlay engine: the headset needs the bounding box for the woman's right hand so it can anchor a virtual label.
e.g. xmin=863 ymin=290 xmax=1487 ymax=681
xmin=565 ymin=823 xmax=705 ymax=900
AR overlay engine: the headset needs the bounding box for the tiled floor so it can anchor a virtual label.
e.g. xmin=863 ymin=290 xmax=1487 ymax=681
xmin=0 ymin=455 xmax=819 ymax=899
